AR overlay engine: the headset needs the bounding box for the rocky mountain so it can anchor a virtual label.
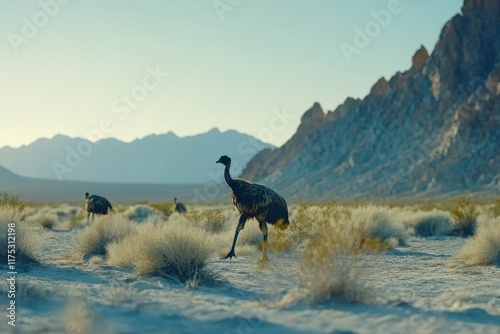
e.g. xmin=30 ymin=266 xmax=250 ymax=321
xmin=241 ymin=0 xmax=500 ymax=199
xmin=0 ymin=129 xmax=273 ymax=184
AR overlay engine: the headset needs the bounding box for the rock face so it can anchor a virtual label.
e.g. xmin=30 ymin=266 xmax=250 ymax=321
xmin=240 ymin=0 xmax=500 ymax=199
xmin=240 ymin=102 xmax=326 ymax=181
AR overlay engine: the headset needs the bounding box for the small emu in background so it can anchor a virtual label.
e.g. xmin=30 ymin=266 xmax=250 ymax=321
xmin=174 ymin=197 xmax=187 ymax=213
xmin=216 ymin=155 xmax=290 ymax=263
xmin=85 ymin=192 xmax=114 ymax=223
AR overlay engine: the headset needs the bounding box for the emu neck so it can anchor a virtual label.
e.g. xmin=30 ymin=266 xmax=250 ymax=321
xmin=224 ymin=163 xmax=235 ymax=188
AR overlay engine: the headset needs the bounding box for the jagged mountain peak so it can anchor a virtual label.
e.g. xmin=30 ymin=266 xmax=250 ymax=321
xmin=297 ymin=102 xmax=326 ymax=135
xmin=461 ymin=0 xmax=500 ymax=15
xmin=242 ymin=0 xmax=500 ymax=199
xmin=411 ymin=45 xmax=429 ymax=68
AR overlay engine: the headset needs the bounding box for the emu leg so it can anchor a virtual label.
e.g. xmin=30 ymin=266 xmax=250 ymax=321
xmin=258 ymin=221 xmax=269 ymax=263
xmin=222 ymin=214 xmax=247 ymax=260
xmin=87 ymin=212 xmax=90 ymax=224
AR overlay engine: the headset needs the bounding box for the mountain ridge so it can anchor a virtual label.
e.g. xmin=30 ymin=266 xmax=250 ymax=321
xmin=241 ymin=0 xmax=500 ymax=199
xmin=0 ymin=128 xmax=274 ymax=184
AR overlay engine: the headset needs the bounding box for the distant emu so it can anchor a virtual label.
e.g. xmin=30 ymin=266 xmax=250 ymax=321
xmin=216 ymin=155 xmax=290 ymax=262
xmin=84 ymin=192 xmax=114 ymax=223
xmin=174 ymin=197 xmax=187 ymax=213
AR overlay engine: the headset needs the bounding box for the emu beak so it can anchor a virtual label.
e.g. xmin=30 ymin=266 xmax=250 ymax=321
xmin=216 ymin=158 xmax=221 ymax=164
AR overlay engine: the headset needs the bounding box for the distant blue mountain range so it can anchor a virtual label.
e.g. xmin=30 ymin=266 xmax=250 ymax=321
xmin=0 ymin=128 xmax=273 ymax=184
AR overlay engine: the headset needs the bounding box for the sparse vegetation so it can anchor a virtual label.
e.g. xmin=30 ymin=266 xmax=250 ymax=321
xmin=490 ymin=198 xmax=500 ymax=217
xmin=24 ymin=207 xmax=59 ymax=230
xmin=0 ymin=192 xmax=24 ymax=211
xmin=453 ymin=215 xmax=500 ymax=266
xmin=107 ymin=220 xmax=215 ymax=285
xmin=123 ymin=204 xmax=164 ymax=223
xmin=398 ymin=209 xmax=456 ymax=237
xmin=76 ymin=215 xmax=135 ymax=257
xmin=185 ymin=209 xmax=227 ymax=233
xmin=0 ymin=204 xmax=42 ymax=266
xmin=149 ymin=202 xmax=174 ymax=217
xmin=449 ymin=197 xmax=478 ymax=237
xmin=271 ymin=202 xmax=407 ymax=305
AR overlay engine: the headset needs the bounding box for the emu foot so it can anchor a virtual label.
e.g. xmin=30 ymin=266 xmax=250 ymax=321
xmin=221 ymin=250 xmax=237 ymax=260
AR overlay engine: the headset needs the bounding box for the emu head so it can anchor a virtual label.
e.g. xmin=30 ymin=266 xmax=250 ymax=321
xmin=85 ymin=192 xmax=89 ymax=199
xmin=216 ymin=155 xmax=231 ymax=166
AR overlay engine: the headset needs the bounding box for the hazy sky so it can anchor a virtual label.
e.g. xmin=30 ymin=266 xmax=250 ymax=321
xmin=1 ymin=0 xmax=463 ymax=148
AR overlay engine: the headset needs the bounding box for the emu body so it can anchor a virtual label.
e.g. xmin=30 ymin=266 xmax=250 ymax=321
xmin=216 ymin=155 xmax=289 ymax=262
xmin=84 ymin=192 xmax=114 ymax=223
xmin=174 ymin=197 xmax=187 ymax=213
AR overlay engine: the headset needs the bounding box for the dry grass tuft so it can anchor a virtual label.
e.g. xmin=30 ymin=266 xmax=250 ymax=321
xmin=489 ymin=198 xmax=500 ymax=217
xmin=298 ymin=222 xmax=373 ymax=303
xmin=273 ymin=202 xmax=408 ymax=305
xmin=75 ymin=214 xmax=135 ymax=257
xmin=448 ymin=197 xmax=477 ymax=237
xmin=397 ymin=209 xmax=456 ymax=237
xmin=123 ymin=204 xmax=164 ymax=223
xmin=0 ymin=193 xmax=24 ymax=211
xmin=185 ymin=209 xmax=227 ymax=233
xmin=148 ymin=202 xmax=174 ymax=217
xmin=107 ymin=220 xmax=215 ymax=285
xmin=24 ymin=206 xmax=59 ymax=230
xmin=453 ymin=215 xmax=500 ymax=266
xmin=0 ymin=204 xmax=42 ymax=266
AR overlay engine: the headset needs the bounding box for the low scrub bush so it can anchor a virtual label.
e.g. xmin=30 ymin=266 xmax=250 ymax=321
xmin=24 ymin=206 xmax=59 ymax=230
xmin=0 ymin=204 xmax=42 ymax=266
xmin=449 ymin=197 xmax=477 ymax=237
xmin=107 ymin=221 xmax=215 ymax=285
xmin=75 ymin=215 xmax=135 ymax=257
xmin=399 ymin=210 xmax=455 ymax=237
xmin=185 ymin=209 xmax=227 ymax=233
xmin=453 ymin=215 xmax=500 ymax=266
xmin=124 ymin=205 xmax=164 ymax=223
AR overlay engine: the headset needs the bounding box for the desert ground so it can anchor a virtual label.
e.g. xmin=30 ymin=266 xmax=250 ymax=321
xmin=1 ymin=197 xmax=500 ymax=334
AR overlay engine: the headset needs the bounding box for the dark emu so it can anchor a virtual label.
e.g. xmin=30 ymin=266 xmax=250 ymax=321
xmin=216 ymin=155 xmax=290 ymax=262
xmin=84 ymin=192 xmax=114 ymax=223
xmin=174 ymin=197 xmax=187 ymax=213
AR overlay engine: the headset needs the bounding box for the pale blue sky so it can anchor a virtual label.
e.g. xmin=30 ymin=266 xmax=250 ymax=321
xmin=0 ymin=0 xmax=463 ymax=148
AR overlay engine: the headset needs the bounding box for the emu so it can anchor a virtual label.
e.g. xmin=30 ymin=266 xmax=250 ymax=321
xmin=84 ymin=192 xmax=114 ymax=223
xmin=216 ymin=155 xmax=290 ymax=262
xmin=174 ymin=197 xmax=187 ymax=213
